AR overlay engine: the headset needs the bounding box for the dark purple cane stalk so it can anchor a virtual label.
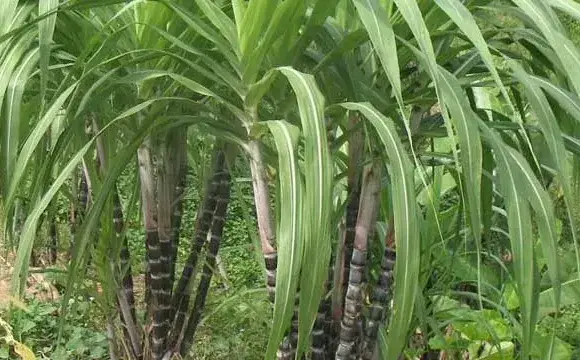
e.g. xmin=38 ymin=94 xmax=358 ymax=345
xmin=49 ymin=218 xmax=57 ymax=264
xmin=178 ymin=156 xmax=231 ymax=356
xmin=277 ymin=292 xmax=300 ymax=360
xmin=113 ymin=190 xmax=141 ymax=358
xmin=335 ymin=163 xmax=381 ymax=360
xmin=334 ymin=114 xmax=364 ymax=342
xmin=170 ymin=150 xmax=226 ymax=350
xmin=361 ymin=246 xmax=395 ymax=359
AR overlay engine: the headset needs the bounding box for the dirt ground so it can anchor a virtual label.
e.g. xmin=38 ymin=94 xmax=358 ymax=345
xmin=0 ymin=251 xmax=61 ymax=310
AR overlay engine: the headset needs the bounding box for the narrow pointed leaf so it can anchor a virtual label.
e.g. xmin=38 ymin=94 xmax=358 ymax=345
xmin=513 ymin=0 xmax=580 ymax=95
xmin=38 ymin=0 xmax=58 ymax=100
xmin=195 ymin=0 xmax=239 ymax=55
xmin=438 ymin=67 xmax=482 ymax=241
xmin=5 ymin=83 xmax=76 ymax=212
xmin=278 ymin=67 xmax=333 ymax=357
xmin=264 ymin=120 xmax=303 ymax=360
xmin=239 ymin=0 xmax=278 ymax=56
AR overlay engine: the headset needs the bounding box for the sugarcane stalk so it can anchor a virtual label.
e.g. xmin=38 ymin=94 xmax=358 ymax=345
xmin=92 ymin=118 xmax=140 ymax=358
xmin=137 ymin=141 xmax=159 ymax=327
xmin=336 ymin=162 xmax=381 ymax=360
xmin=247 ymin=139 xmax=277 ymax=302
xmin=169 ymin=132 xmax=188 ymax=286
xmin=49 ymin=216 xmax=57 ymax=264
xmin=361 ymin=221 xmax=396 ymax=359
xmin=334 ymin=113 xmax=365 ymax=334
xmin=178 ymin=156 xmax=231 ymax=356
xmin=277 ymin=291 xmax=300 ymax=360
xmin=149 ymin=135 xmax=182 ymax=359
xmin=311 ymin=283 xmax=331 ymax=360
xmin=170 ymin=150 xmax=225 ymax=349
xmin=112 ymin=190 xmax=141 ymax=358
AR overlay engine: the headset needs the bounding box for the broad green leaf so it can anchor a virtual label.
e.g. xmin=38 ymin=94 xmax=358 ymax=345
xmin=278 ymin=67 xmax=332 ymax=358
xmin=340 ymin=102 xmax=419 ymax=360
xmin=38 ymin=0 xmax=58 ymax=100
xmin=263 ymin=120 xmax=302 ymax=360
xmin=538 ymin=277 xmax=580 ymax=318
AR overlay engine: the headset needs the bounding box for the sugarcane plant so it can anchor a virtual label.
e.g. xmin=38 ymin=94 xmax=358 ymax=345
xmin=2 ymin=0 xmax=580 ymax=359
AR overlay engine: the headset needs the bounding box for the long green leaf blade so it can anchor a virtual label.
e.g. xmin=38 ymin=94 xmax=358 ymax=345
xmin=278 ymin=67 xmax=333 ymax=357
xmin=438 ymin=67 xmax=482 ymax=244
xmin=264 ymin=120 xmax=303 ymax=360
xmin=38 ymin=0 xmax=58 ymax=100
xmin=4 ymin=83 xmax=76 ymax=212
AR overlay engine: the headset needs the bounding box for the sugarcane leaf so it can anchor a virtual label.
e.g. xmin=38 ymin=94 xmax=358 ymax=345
xmin=509 ymin=60 xmax=579 ymax=281
xmin=0 ymin=0 xmax=18 ymax=34
xmin=529 ymin=75 xmax=580 ymax=125
xmin=4 ymin=83 xmax=76 ymax=214
xmin=10 ymin=98 xmax=160 ymax=296
xmin=3 ymin=49 xmax=39 ymax=189
xmin=263 ymin=120 xmax=302 ymax=360
xmin=38 ymin=0 xmax=58 ymax=101
xmin=195 ymin=0 xmax=238 ymax=55
xmin=340 ymin=102 xmax=419 ymax=360
xmin=278 ymin=67 xmax=333 ymax=358
xmin=352 ymin=0 xmax=400 ymax=104
xmin=505 ymin=146 xmax=560 ymax=306
xmin=505 ymin=191 xmax=538 ymax=358
xmin=479 ymin=122 xmax=560 ymax=355
xmin=232 ymin=0 xmax=246 ymax=37
xmin=437 ymin=67 xmax=482 ymax=244
xmin=538 ymin=277 xmax=580 ymax=318
xmin=546 ymin=0 xmax=580 ymax=21
xmin=242 ymin=0 xmax=305 ymax=84
xmin=434 ymin=0 xmax=520 ymax=125
xmin=0 ymin=36 xmax=36 ymax=192
xmin=513 ymin=0 xmax=580 ymax=95
xmin=158 ymin=0 xmax=239 ymax=70
xmin=239 ymin=0 xmax=278 ymax=57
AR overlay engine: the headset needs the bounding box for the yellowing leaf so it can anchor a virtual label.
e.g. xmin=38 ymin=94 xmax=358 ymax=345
xmin=13 ymin=341 xmax=35 ymax=360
